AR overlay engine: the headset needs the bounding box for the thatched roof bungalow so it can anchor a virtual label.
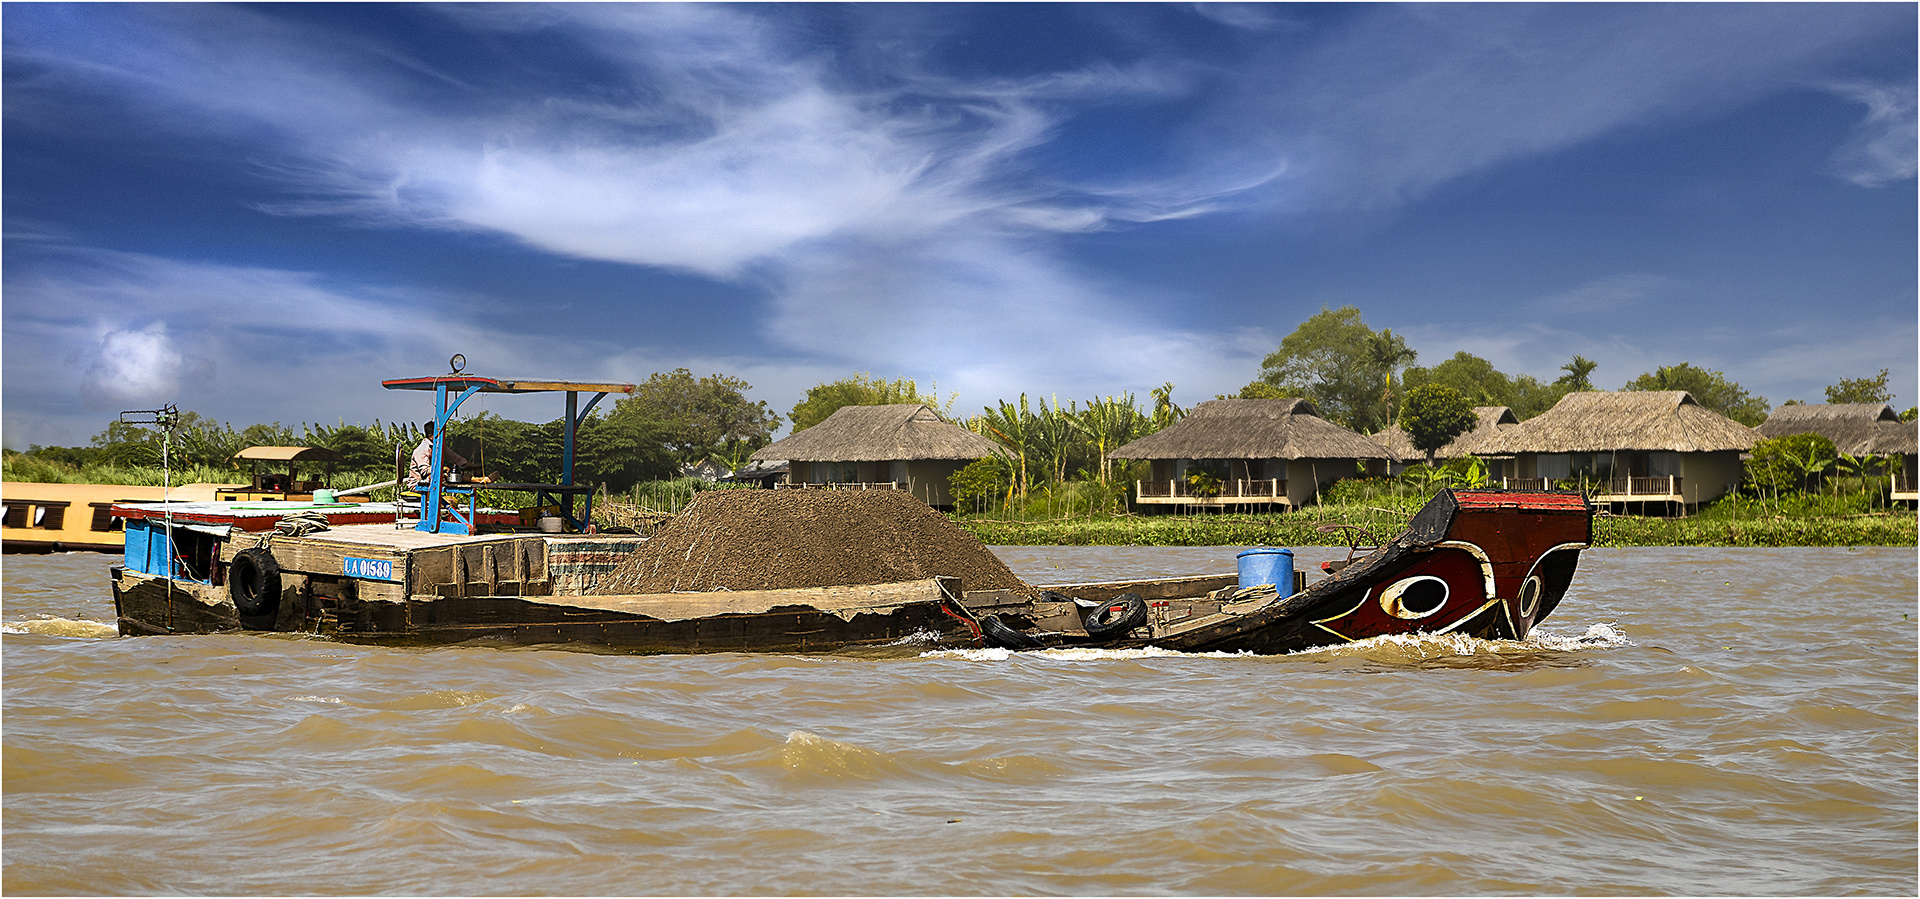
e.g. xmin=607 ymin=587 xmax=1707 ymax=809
xmin=1374 ymin=406 xmax=1520 ymax=475
xmin=1755 ymin=403 xmax=1916 ymax=455
xmin=1106 ymin=398 xmax=1388 ymax=509
xmin=1485 ymin=390 xmax=1757 ymax=510
xmin=1757 ymin=403 xmax=1918 ymax=500
xmin=749 ymin=404 xmax=1002 ymax=508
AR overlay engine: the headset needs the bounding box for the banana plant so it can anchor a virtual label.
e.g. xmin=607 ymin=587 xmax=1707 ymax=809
xmin=971 ymin=396 xmax=1034 ymax=501
xmin=1069 ymin=394 xmax=1144 ymax=485
xmin=1791 ymin=443 xmax=1834 ymax=495
xmin=1835 ymin=452 xmax=1883 ymax=499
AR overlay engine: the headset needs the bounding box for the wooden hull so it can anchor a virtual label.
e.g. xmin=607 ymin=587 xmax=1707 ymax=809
xmin=108 ymin=489 xmax=1590 ymax=657
xmin=112 ymin=564 xmax=974 ymax=653
xmin=979 ymin=489 xmax=1593 ymax=655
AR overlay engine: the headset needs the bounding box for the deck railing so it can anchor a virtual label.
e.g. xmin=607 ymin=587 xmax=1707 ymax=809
xmin=1893 ymin=472 xmax=1918 ymax=497
xmin=774 ymin=481 xmax=903 ymax=492
xmin=1136 ymin=479 xmax=1285 ymax=500
xmin=1501 ymin=476 xmax=1683 ymax=497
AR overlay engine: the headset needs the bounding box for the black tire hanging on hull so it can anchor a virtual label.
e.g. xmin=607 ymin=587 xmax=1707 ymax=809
xmin=980 ymin=615 xmax=1045 ymax=650
xmin=229 ymin=547 xmax=282 ymax=630
xmin=1082 ymin=592 xmax=1148 ymax=640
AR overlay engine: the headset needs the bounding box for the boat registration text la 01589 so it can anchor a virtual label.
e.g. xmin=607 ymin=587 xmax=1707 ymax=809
xmin=343 ymin=557 xmax=396 ymax=581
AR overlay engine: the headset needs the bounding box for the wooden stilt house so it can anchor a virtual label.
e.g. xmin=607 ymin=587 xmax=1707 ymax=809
xmin=748 ymin=404 xmax=1003 ymax=510
xmin=1756 ymin=403 xmax=1918 ymax=502
xmin=1485 ymin=391 xmax=1757 ymax=513
xmin=1105 ymin=398 xmax=1389 ymax=510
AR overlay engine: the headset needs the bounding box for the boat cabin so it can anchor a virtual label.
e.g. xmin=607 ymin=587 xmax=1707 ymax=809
xmin=218 ymin=446 xmax=347 ymax=502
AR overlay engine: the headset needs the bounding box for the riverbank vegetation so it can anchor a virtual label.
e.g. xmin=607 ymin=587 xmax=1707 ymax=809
xmin=953 ymin=474 xmax=1916 ymax=548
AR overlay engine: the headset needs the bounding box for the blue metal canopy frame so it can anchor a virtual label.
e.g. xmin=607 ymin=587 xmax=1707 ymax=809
xmin=382 ymin=376 xmax=636 ymax=534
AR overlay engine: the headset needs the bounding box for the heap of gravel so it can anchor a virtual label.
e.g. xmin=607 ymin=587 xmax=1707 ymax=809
xmin=589 ymin=489 xmax=1035 ymax=597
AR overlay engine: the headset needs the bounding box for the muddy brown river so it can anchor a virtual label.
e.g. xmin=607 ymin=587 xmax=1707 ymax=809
xmin=4 ymin=546 xmax=1914 ymax=895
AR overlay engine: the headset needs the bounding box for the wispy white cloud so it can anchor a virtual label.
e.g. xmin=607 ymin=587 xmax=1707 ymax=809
xmin=1524 ymin=274 xmax=1678 ymax=318
xmin=3 ymin=2 xmax=1910 ymax=445
xmin=1823 ymin=80 xmax=1918 ymax=188
xmin=1217 ymin=3 xmax=1911 ymax=211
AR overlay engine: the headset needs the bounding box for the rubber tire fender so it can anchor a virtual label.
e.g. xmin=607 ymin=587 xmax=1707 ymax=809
xmin=980 ymin=615 xmax=1045 ymax=651
xmin=1082 ymin=592 xmax=1148 ymax=640
xmin=229 ymin=547 xmax=282 ymax=629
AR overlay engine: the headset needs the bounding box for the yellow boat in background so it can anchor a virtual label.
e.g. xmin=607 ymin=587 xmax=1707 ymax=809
xmin=4 ymin=444 xmax=364 ymax=553
xmin=2 ymin=482 xmax=236 ymax=553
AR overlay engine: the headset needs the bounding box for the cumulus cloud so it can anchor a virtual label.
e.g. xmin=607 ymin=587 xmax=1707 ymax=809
xmin=3 ymin=248 xmax=531 ymax=443
xmin=78 ymin=324 xmax=213 ymax=410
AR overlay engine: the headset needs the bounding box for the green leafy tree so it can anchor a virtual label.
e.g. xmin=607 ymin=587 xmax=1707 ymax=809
xmin=90 ymin=410 xmax=231 ymax=468
xmin=1399 ymin=384 xmax=1477 ymax=467
xmin=1226 ymin=381 xmax=1291 ymax=400
xmin=1256 ymin=306 xmax=1404 ymax=432
xmin=1622 ymin=363 xmax=1769 ymax=427
xmin=788 ymin=373 xmax=947 ymax=431
xmin=610 ymin=369 xmax=781 ymax=466
xmin=1825 ymin=369 xmax=1894 ymax=405
xmin=1402 ymin=352 xmax=1513 ymax=408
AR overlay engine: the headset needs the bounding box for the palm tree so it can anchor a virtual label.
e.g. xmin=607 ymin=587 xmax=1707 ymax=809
xmin=1557 ymin=355 xmax=1598 ymax=392
xmin=1150 ymin=382 xmax=1185 ymax=432
xmin=1364 ymin=329 xmax=1417 ymax=429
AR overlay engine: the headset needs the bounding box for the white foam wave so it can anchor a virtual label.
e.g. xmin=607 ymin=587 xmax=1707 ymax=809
xmin=921 ymin=622 xmax=1630 ymax=663
xmin=922 ymin=645 xmax=1255 ymax=662
xmin=1531 ymin=621 xmax=1634 ymax=650
xmin=1 ymin=617 xmax=120 ymax=639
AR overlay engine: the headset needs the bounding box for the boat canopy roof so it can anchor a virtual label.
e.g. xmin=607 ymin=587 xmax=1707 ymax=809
xmin=232 ymin=445 xmax=343 ymax=463
xmin=382 ymin=376 xmax=636 ymax=395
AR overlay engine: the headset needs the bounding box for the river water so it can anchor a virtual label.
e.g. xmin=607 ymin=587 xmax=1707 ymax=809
xmin=3 ymin=546 xmax=1914 ymax=896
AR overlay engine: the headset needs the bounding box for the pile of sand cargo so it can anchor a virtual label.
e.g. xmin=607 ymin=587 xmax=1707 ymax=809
xmin=589 ymin=489 xmax=1035 ymax=597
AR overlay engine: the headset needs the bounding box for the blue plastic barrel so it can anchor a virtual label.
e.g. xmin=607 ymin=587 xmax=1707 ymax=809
xmin=1236 ymin=547 xmax=1294 ymax=591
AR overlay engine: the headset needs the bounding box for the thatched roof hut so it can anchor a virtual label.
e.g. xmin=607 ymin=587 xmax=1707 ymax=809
xmin=1375 ymin=406 xmax=1520 ymax=463
xmin=751 ymin=404 xmax=1001 ymax=462
xmin=1755 ymin=403 xmax=1917 ymax=456
xmin=1108 ymin=398 xmax=1389 ymax=461
xmin=1486 ymin=391 xmax=1757 ymax=454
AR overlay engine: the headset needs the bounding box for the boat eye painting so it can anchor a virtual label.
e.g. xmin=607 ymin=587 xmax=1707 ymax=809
xmin=1379 ymin=576 xmax=1450 ymax=620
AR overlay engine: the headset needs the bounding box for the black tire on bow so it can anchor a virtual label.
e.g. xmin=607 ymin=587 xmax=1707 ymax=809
xmin=229 ymin=548 xmax=282 ymax=630
xmin=1082 ymin=592 xmax=1148 ymax=640
xmin=980 ymin=615 xmax=1044 ymax=651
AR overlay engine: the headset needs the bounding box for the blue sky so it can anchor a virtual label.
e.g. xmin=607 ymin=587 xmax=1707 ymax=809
xmin=4 ymin=2 xmax=1914 ymax=449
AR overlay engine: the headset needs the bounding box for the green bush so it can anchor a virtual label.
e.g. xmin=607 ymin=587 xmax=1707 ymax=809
xmin=950 ymin=456 xmax=1014 ymax=515
xmin=1747 ymin=433 xmax=1837 ymax=495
